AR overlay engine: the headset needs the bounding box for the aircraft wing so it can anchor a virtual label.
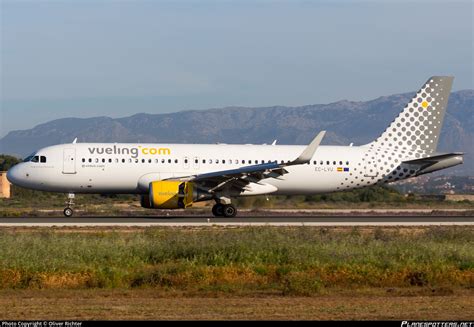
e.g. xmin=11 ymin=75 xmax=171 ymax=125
xmin=167 ymin=131 xmax=325 ymax=194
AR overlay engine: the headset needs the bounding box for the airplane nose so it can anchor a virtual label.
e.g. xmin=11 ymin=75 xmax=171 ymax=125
xmin=6 ymin=164 xmax=21 ymax=185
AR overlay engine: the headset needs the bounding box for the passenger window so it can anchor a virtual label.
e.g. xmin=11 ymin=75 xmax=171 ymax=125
xmin=40 ymin=156 xmax=46 ymax=163
xmin=202 ymin=159 xmax=206 ymax=164
xmin=339 ymin=161 xmax=343 ymax=165
xmin=168 ymin=159 xmax=171 ymax=163
xmin=222 ymin=159 xmax=226 ymax=164
xmin=313 ymin=161 xmax=316 ymax=165
xmin=216 ymin=159 xmax=219 ymax=164
xmin=82 ymin=158 xmax=85 ymax=163
xmin=333 ymin=161 xmax=336 ymax=165
xmin=320 ymin=160 xmax=323 ymax=165
xmin=241 ymin=160 xmax=245 ymax=164
xmin=142 ymin=159 xmax=145 ymax=163
xmin=95 ymin=158 xmax=99 ymax=163
xmin=346 ymin=161 xmax=349 ymax=165
xmin=209 ymin=159 xmax=213 ymax=164
xmin=184 ymin=159 xmax=188 ymax=164
xmin=326 ymin=161 xmax=330 ymax=165
xmin=102 ymin=159 xmax=106 ymax=163
xmin=122 ymin=159 xmax=125 ymax=163
xmin=148 ymin=159 xmax=152 ymax=163
xmin=161 ymin=159 xmax=165 ymax=163
xmin=195 ymin=159 xmax=199 ymax=164
xmin=89 ymin=158 xmax=92 ymax=163
xmin=109 ymin=159 xmax=112 ymax=163
xmin=175 ymin=159 xmax=178 ymax=163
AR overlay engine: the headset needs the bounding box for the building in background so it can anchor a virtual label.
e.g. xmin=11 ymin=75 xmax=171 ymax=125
xmin=0 ymin=172 xmax=11 ymax=198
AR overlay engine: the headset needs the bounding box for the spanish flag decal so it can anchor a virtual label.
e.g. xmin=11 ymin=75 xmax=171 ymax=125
xmin=337 ymin=167 xmax=350 ymax=172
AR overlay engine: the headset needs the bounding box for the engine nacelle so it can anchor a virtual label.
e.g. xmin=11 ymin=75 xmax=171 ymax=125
xmin=140 ymin=194 xmax=152 ymax=209
xmin=144 ymin=181 xmax=194 ymax=209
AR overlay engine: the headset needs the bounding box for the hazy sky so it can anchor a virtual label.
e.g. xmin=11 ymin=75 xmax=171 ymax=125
xmin=1 ymin=0 xmax=472 ymax=136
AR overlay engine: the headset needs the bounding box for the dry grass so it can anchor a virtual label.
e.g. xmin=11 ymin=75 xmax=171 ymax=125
xmin=0 ymin=289 xmax=472 ymax=320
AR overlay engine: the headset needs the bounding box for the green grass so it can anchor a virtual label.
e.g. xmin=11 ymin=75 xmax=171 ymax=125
xmin=0 ymin=227 xmax=472 ymax=294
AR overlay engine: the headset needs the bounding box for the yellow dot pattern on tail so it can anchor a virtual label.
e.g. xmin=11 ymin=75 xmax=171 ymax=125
xmin=372 ymin=76 xmax=453 ymax=155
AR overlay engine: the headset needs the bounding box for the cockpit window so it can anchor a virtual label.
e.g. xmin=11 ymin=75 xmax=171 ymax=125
xmin=23 ymin=153 xmax=36 ymax=162
xmin=24 ymin=154 xmax=46 ymax=163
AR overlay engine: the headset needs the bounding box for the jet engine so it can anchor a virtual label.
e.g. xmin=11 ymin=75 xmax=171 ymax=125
xmin=141 ymin=180 xmax=213 ymax=209
xmin=140 ymin=181 xmax=194 ymax=209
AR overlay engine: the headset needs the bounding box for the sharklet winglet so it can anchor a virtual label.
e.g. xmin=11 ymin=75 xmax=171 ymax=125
xmin=287 ymin=131 xmax=326 ymax=166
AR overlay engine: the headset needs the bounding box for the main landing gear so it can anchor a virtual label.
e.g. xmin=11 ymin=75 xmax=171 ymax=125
xmin=211 ymin=203 xmax=237 ymax=218
xmin=64 ymin=193 xmax=75 ymax=217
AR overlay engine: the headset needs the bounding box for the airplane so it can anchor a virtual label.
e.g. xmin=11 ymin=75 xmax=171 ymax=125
xmin=7 ymin=76 xmax=464 ymax=217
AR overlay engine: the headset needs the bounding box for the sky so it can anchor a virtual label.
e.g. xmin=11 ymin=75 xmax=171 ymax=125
xmin=1 ymin=0 xmax=472 ymax=137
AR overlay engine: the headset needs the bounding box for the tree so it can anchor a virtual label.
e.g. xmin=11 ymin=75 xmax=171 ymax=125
xmin=0 ymin=155 xmax=21 ymax=171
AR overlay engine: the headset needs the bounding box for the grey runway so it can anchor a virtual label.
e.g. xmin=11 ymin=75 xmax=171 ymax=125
xmin=1 ymin=215 xmax=473 ymax=226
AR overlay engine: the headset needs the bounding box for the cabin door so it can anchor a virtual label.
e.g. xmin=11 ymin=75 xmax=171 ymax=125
xmin=63 ymin=148 xmax=76 ymax=174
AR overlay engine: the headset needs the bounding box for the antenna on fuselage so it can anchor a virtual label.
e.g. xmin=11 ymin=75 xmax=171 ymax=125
xmin=271 ymin=140 xmax=277 ymax=146
xmin=72 ymin=138 xmax=78 ymax=144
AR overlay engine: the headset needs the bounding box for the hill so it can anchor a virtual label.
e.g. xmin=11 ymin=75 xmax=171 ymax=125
xmin=1 ymin=90 xmax=472 ymax=175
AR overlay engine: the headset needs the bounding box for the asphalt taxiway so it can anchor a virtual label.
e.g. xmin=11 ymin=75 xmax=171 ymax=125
xmin=0 ymin=215 xmax=473 ymax=226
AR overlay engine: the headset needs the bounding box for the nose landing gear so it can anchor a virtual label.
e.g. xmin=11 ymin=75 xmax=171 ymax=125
xmin=63 ymin=193 xmax=75 ymax=217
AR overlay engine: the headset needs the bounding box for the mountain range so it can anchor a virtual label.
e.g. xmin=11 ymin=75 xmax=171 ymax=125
xmin=1 ymin=90 xmax=472 ymax=175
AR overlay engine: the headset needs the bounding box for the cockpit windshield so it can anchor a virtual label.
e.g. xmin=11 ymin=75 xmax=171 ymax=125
xmin=23 ymin=154 xmax=47 ymax=163
xmin=23 ymin=153 xmax=36 ymax=162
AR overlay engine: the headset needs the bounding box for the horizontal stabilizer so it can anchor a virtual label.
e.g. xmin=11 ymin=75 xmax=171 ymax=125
xmin=403 ymin=152 xmax=464 ymax=175
xmin=403 ymin=152 xmax=464 ymax=165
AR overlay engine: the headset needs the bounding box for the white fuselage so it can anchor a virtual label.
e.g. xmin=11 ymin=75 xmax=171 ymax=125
xmin=8 ymin=142 xmax=375 ymax=196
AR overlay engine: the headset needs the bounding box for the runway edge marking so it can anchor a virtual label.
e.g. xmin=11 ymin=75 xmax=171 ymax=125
xmin=1 ymin=222 xmax=474 ymax=227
